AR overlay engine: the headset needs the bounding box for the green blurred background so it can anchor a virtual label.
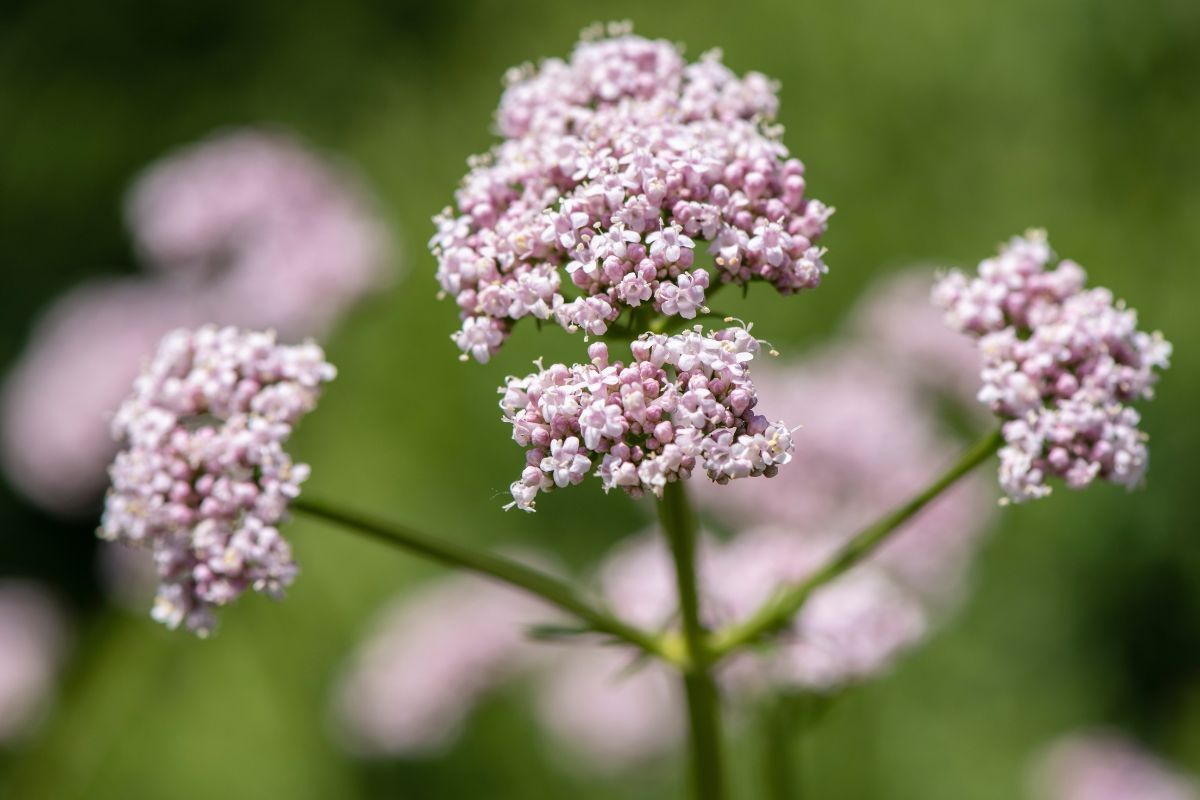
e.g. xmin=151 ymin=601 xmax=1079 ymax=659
xmin=1 ymin=0 xmax=1197 ymax=797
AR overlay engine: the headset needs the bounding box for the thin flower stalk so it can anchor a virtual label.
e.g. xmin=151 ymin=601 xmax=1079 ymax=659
xmin=710 ymin=428 xmax=1004 ymax=660
xmin=291 ymin=496 xmax=675 ymax=663
xmin=658 ymin=480 xmax=728 ymax=800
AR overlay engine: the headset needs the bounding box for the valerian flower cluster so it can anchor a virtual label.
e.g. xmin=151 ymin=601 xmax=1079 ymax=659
xmin=431 ymin=23 xmax=831 ymax=363
xmin=934 ymin=231 xmax=1172 ymax=501
xmin=500 ymin=327 xmax=794 ymax=511
xmin=99 ymin=325 xmax=335 ymax=635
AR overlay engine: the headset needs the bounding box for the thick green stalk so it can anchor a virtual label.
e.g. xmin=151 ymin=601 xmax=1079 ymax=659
xmin=761 ymin=700 xmax=799 ymax=800
xmin=292 ymin=497 xmax=672 ymax=662
xmin=710 ymin=428 xmax=1004 ymax=659
xmin=658 ymin=480 xmax=729 ymax=800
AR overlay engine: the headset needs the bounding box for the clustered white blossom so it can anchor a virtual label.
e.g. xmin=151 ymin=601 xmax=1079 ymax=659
xmin=99 ymin=325 xmax=335 ymax=635
xmin=431 ymin=22 xmax=831 ymax=363
xmin=934 ymin=231 xmax=1171 ymax=502
xmin=499 ymin=326 xmax=794 ymax=511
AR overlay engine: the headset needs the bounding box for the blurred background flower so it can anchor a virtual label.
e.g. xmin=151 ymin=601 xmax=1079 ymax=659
xmin=1 ymin=129 xmax=392 ymax=516
xmin=0 ymin=581 xmax=68 ymax=745
xmin=0 ymin=2 xmax=1197 ymax=798
xmin=1030 ymin=730 xmax=1199 ymax=800
xmin=332 ymin=274 xmax=994 ymax=774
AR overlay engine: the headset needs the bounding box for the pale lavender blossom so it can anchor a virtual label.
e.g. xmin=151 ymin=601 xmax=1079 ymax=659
xmin=2 ymin=129 xmax=391 ymax=515
xmin=127 ymin=128 xmax=392 ymax=338
xmin=704 ymin=529 xmax=927 ymax=693
xmin=934 ymin=231 xmax=1171 ymax=502
xmin=336 ymin=527 xmax=930 ymax=773
xmin=1 ymin=281 xmax=201 ymax=513
xmin=431 ymin=23 xmax=832 ymax=361
xmin=0 ymin=581 xmax=68 ymax=743
xmin=99 ymin=325 xmax=335 ymax=635
xmin=700 ymin=344 xmax=994 ymax=597
xmin=1031 ymin=730 xmax=1199 ymax=800
xmin=499 ymin=327 xmax=794 ymax=511
xmin=534 ymin=645 xmax=682 ymax=771
xmin=335 ymin=574 xmax=556 ymax=755
xmin=598 ymin=531 xmax=928 ymax=698
xmin=850 ymin=269 xmax=983 ymax=405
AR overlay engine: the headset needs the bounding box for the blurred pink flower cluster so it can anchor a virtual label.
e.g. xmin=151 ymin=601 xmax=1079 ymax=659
xmin=334 ymin=527 xmax=928 ymax=772
xmin=1031 ymin=731 xmax=1199 ymax=800
xmin=334 ymin=271 xmax=994 ymax=771
xmin=431 ymin=21 xmax=831 ymax=363
xmin=699 ymin=274 xmax=991 ymax=600
xmin=0 ymin=581 xmax=68 ymax=744
xmin=2 ymin=129 xmax=391 ymax=513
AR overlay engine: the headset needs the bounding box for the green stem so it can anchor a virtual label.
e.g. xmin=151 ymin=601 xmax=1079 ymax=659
xmin=292 ymin=497 xmax=672 ymax=663
xmin=658 ymin=481 xmax=729 ymax=800
xmin=710 ymin=428 xmax=1004 ymax=659
xmin=762 ymin=699 xmax=799 ymax=800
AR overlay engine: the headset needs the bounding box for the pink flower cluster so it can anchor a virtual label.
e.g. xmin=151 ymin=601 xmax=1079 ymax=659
xmin=127 ymin=129 xmax=392 ymax=338
xmin=1031 ymin=731 xmax=1199 ymax=800
xmin=2 ymin=128 xmax=390 ymax=514
xmin=933 ymin=231 xmax=1171 ymax=501
xmin=700 ymin=272 xmax=994 ymax=600
xmin=336 ymin=275 xmax=1006 ymax=769
xmin=602 ymin=531 xmax=928 ymax=696
xmin=499 ymin=327 xmax=794 ymax=511
xmin=850 ymin=269 xmax=984 ymax=404
xmin=431 ymin=23 xmax=832 ymax=363
xmin=99 ymin=325 xmax=335 ymax=635
xmin=335 ymin=574 xmax=552 ymax=755
xmin=334 ymin=529 xmax=925 ymax=772
xmin=0 ymin=581 xmax=68 ymax=743
xmin=2 ymin=281 xmax=201 ymax=513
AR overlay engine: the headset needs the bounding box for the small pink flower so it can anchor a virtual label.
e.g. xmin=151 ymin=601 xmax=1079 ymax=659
xmin=99 ymin=325 xmax=335 ymax=635
xmin=934 ymin=231 xmax=1170 ymax=502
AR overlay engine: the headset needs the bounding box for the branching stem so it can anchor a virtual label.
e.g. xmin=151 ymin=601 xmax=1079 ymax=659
xmin=292 ymin=498 xmax=674 ymax=663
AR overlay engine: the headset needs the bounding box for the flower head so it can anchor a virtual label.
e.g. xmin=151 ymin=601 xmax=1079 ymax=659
xmin=1 ymin=281 xmax=200 ymax=513
xmin=431 ymin=24 xmax=831 ymax=361
xmin=1031 ymin=731 xmax=1199 ymax=800
xmin=499 ymin=327 xmax=793 ymax=511
xmin=334 ymin=574 xmax=553 ymax=755
xmin=334 ymin=526 xmax=928 ymax=772
xmin=934 ymin=231 xmax=1171 ymax=502
xmin=99 ymin=325 xmax=335 ymax=635
xmin=128 ymin=129 xmax=392 ymax=338
xmin=0 ymin=581 xmax=68 ymax=743
xmin=2 ymin=128 xmax=390 ymax=516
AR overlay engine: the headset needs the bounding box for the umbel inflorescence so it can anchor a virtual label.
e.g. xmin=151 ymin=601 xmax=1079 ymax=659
xmin=99 ymin=325 xmax=335 ymax=634
xmin=500 ymin=327 xmax=794 ymax=511
xmin=82 ymin=22 xmax=1176 ymax=800
xmin=935 ymin=231 xmax=1172 ymax=502
xmin=430 ymin=22 xmax=832 ymax=363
